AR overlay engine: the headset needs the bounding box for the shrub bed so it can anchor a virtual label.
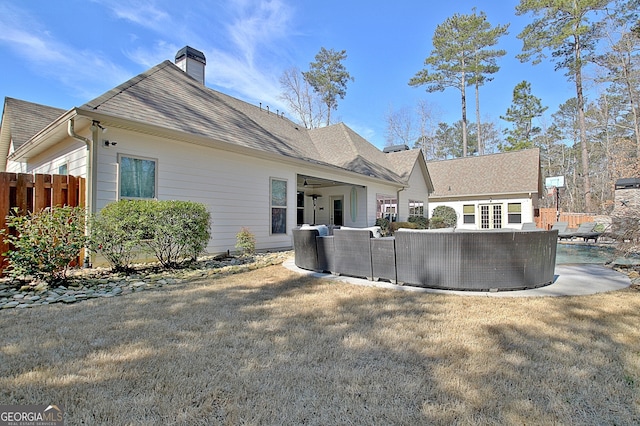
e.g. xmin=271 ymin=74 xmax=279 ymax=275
xmin=91 ymin=200 xmax=212 ymax=270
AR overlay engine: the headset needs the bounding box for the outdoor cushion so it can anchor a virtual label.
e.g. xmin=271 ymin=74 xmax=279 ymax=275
xmin=340 ymin=226 xmax=382 ymax=238
xmin=300 ymin=224 xmax=329 ymax=236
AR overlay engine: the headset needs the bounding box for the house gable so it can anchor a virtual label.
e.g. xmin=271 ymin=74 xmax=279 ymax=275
xmin=426 ymin=149 xmax=543 ymax=228
xmin=0 ymin=98 xmax=65 ymax=171
xmin=308 ymin=124 xmax=406 ymax=184
xmin=427 ymin=148 xmax=542 ymax=200
xmin=385 ymin=148 xmax=433 ymax=192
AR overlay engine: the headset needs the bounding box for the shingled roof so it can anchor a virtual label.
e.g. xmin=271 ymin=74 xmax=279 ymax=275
xmin=0 ymin=98 xmax=66 ymax=170
xmin=80 ymin=61 xmax=324 ymax=161
xmin=3 ymin=60 xmax=431 ymax=189
xmin=1 ymin=98 xmax=66 ymax=149
xmin=308 ymin=124 xmax=409 ymax=183
xmin=76 ymin=60 xmax=408 ymax=184
xmin=427 ymin=149 xmax=542 ymax=199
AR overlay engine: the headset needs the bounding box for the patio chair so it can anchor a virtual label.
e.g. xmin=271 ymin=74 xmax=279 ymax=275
xmin=521 ymin=222 xmax=538 ymax=230
xmin=552 ymin=222 xmax=573 ymax=240
xmin=292 ymin=228 xmax=321 ymax=271
xmin=332 ymin=228 xmax=374 ymax=280
xmin=571 ymin=222 xmax=602 ymax=242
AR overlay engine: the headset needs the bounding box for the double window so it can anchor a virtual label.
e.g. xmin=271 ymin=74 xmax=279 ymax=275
xmin=119 ymin=154 xmax=157 ymax=199
xmin=409 ymin=200 xmax=424 ymax=217
xmin=377 ymin=195 xmax=397 ymax=222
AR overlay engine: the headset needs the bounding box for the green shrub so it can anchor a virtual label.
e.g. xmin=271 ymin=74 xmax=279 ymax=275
xmin=89 ymin=200 xmax=149 ymax=271
xmin=428 ymin=217 xmax=447 ymax=229
xmin=236 ymin=227 xmax=256 ymax=256
xmin=408 ymin=215 xmax=429 ymax=229
xmin=141 ymin=200 xmax=212 ymax=268
xmin=90 ymin=200 xmax=211 ymax=270
xmin=431 ymin=206 xmax=457 ymax=228
xmin=1 ymin=206 xmax=87 ymax=282
xmin=390 ymin=221 xmax=417 ymax=234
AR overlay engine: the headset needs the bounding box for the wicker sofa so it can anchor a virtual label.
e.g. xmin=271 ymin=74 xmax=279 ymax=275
xmin=292 ymin=227 xmax=558 ymax=291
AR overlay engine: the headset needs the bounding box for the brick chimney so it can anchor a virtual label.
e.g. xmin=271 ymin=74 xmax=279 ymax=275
xmin=175 ymin=46 xmax=206 ymax=85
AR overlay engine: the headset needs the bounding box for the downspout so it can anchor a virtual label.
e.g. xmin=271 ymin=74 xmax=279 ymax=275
xmin=68 ymin=117 xmax=94 ymax=267
xmin=397 ymin=186 xmax=405 ymax=222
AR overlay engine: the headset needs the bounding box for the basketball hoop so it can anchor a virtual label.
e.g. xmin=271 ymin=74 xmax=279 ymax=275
xmin=547 ymin=186 xmax=556 ymax=197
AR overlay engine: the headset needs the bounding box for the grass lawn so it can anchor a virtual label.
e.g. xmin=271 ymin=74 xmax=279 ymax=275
xmin=1 ymin=263 xmax=639 ymax=425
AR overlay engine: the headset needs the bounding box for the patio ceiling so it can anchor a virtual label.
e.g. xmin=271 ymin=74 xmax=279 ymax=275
xmin=297 ymin=175 xmax=350 ymax=190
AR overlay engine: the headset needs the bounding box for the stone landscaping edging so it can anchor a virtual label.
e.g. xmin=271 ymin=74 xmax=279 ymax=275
xmin=2 ymin=251 xmax=638 ymax=309
xmin=0 ymin=251 xmax=293 ymax=310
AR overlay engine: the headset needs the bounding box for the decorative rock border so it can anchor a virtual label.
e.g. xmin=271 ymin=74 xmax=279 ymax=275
xmin=0 ymin=251 xmax=292 ymax=310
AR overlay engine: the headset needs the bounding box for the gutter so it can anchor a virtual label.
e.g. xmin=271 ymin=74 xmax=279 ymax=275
xmin=67 ymin=117 xmax=95 ymax=267
xmin=397 ymin=186 xmax=406 ymax=221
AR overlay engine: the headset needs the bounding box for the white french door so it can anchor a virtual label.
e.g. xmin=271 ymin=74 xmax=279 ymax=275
xmin=479 ymin=204 xmax=503 ymax=229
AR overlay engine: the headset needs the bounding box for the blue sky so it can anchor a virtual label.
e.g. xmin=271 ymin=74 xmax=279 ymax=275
xmin=0 ymin=0 xmax=576 ymax=148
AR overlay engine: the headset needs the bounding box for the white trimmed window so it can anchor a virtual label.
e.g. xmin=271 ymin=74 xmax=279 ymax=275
xmin=409 ymin=200 xmax=424 ymax=217
xmin=271 ymin=178 xmax=287 ymax=234
xmin=508 ymin=203 xmax=522 ymax=224
xmin=463 ymin=204 xmax=475 ymax=224
xmin=376 ymin=195 xmax=397 ymax=221
xmin=119 ymin=154 xmax=157 ymax=199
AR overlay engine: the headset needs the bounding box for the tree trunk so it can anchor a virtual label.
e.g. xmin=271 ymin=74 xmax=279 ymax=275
xmin=475 ymin=80 xmax=483 ymax=155
xmin=574 ymin=34 xmax=593 ymax=212
xmin=461 ymin=71 xmax=468 ymax=157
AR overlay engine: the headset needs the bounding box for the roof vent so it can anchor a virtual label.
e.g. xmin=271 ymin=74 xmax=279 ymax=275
xmin=383 ymin=144 xmax=410 ymax=153
xmin=175 ymin=46 xmax=206 ymax=85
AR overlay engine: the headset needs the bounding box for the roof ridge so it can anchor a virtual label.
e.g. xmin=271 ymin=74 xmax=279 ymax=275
xmin=4 ymin=96 xmax=66 ymax=113
xmin=335 ymin=122 xmax=360 ymax=157
xmin=83 ymin=61 xmax=173 ymax=111
xmin=427 ymin=147 xmax=539 ymax=164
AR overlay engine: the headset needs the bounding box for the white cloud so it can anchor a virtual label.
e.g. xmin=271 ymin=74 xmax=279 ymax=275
xmin=0 ymin=3 xmax=132 ymax=100
xmin=116 ymin=0 xmax=296 ymax=111
xmin=93 ymin=0 xmax=173 ymax=33
xmin=226 ymin=0 xmax=293 ymax=63
xmin=1 ymin=1 xmax=297 ymax=109
xmin=124 ymin=41 xmax=181 ymax=69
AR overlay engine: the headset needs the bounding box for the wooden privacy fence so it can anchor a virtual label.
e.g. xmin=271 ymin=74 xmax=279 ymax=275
xmin=0 ymin=172 xmax=86 ymax=273
xmin=535 ymin=207 xmax=594 ymax=231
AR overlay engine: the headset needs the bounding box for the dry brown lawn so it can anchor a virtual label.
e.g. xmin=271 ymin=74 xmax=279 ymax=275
xmin=1 ymin=264 xmax=639 ymax=425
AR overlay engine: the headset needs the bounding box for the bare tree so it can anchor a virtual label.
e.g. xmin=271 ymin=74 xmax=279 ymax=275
xmin=415 ymin=100 xmax=442 ymax=160
xmin=279 ymin=66 xmax=325 ymax=129
xmin=596 ymin=9 xmax=640 ymax=169
xmin=384 ymin=105 xmax=416 ymax=146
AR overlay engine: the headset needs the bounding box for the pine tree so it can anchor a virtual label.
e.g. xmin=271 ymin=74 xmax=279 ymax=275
xmin=302 ymin=47 xmax=354 ymax=126
xmin=516 ymin=0 xmax=611 ymax=212
xmin=500 ymin=81 xmax=548 ymax=151
xmin=410 ymin=10 xmax=507 ymax=157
